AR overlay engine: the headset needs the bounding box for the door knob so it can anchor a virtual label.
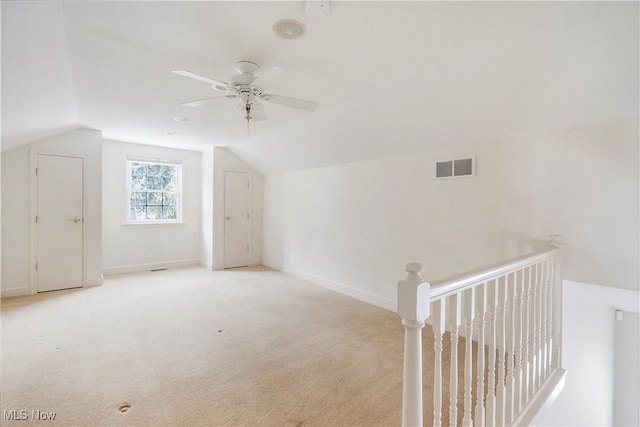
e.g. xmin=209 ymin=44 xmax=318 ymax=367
xmin=67 ymin=218 xmax=81 ymax=223
xmin=225 ymin=216 xmax=233 ymax=220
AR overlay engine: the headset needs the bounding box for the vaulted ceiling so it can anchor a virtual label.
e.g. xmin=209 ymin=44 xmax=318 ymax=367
xmin=2 ymin=1 xmax=638 ymax=174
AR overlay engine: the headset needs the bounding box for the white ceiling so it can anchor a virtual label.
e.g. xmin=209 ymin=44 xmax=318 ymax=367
xmin=2 ymin=1 xmax=638 ymax=174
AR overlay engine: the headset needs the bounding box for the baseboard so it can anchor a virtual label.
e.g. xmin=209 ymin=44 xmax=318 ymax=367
xmin=103 ymin=259 xmax=200 ymax=276
xmin=200 ymin=260 xmax=213 ymax=271
xmin=513 ymin=368 xmax=567 ymax=426
xmin=1 ymin=286 xmax=31 ymax=298
xmin=2 ymin=282 xmax=106 ymax=297
xmin=267 ymin=263 xmax=396 ymax=312
xmin=84 ymin=282 xmax=103 ymax=288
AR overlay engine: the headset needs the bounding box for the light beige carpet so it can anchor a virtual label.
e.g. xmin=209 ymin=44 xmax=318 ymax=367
xmin=1 ymin=266 xmax=467 ymax=426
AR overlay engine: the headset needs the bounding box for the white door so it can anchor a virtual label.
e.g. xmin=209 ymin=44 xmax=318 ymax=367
xmin=37 ymin=154 xmax=83 ymax=292
xmin=224 ymin=171 xmax=250 ymax=268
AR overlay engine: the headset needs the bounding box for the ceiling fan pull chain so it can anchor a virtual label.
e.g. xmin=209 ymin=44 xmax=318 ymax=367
xmin=245 ymin=102 xmax=251 ymax=131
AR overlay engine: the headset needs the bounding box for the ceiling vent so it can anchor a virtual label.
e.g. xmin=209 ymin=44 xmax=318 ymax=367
xmin=435 ymin=156 xmax=475 ymax=178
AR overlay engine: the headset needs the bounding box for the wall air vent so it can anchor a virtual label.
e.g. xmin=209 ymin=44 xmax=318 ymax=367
xmin=435 ymin=156 xmax=475 ymax=178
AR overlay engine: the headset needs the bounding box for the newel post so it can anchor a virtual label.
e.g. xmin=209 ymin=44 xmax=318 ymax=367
xmin=549 ymin=235 xmax=563 ymax=370
xmin=398 ymin=262 xmax=430 ymax=427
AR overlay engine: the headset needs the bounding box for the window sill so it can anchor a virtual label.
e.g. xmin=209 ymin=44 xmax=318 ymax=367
xmin=122 ymin=221 xmax=185 ymax=226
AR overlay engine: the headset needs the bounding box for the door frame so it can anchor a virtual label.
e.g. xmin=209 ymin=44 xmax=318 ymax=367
xmin=222 ymin=169 xmax=252 ymax=269
xmin=29 ymin=150 xmax=87 ymax=294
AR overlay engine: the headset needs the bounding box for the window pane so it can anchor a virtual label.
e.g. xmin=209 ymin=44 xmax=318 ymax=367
xmin=130 ymin=206 xmax=146 ymax=220
xmin=162 ymin=166 xmax=177 ymax=190
xmin=147 ymin=206 xmax=162 ymax=219
xmin=163 ymin=192 xmax=177 ymax=206
xmin=130 ymin=162 xmax=146 ymax=175
xmin=163 ymin=206 xmax=177 ymax=219
xmin=147 ymin=192 xmax=163 ymax=205
xmin=130 ymin=163 xmax=146 ymax=190
xmin=130 ymin=191 xmax=147 ymax=205
xmin=147 ymin=163 xmax=163 ymax=177
xmin=146 ymin=175 xmax=162 ymax=190
xmin=162 ymin=175 xmax=176 ymax=191
xmin=131 ymin=175 xmax=146 ymax=190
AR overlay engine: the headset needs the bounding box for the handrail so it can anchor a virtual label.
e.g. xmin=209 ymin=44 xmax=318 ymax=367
xmin=397 ymin=235 xmax=564 ymax=427
xmin=429 ymin=245 xmax=560 ymax=301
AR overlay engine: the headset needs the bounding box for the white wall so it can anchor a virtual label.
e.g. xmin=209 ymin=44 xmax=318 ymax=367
xmin=558 ymin=119 xmax=639 ymax=291
xmin=212 ymin=147 xmax=263 ymax=270
xmin=262 ymin=128 xmax=566 ymax=308
xmin=200 ymin=148 xmax=214 ymax=270
xmin=614 ymin=312 xmax=640 ymax=427
xmin=558 ymin=281 xmax=640 ymax=426
xmin=102 ymin=140 xmax=201 ymax=274
xmin=540 ymin=280 xmax=616 ymax=426
xmin=1 ymin=146 xmax=2 ymax=291
xmin=263 ymin=117 xmax=638 ymax=306
xmin=1 ymin=128 xmax=103 ymax=296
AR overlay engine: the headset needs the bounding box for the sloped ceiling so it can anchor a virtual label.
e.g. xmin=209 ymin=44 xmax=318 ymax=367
xmin=2 ymin=1 xmax=638 ymax=174
xmin=1 ymin=1 xmax=80 ymax=147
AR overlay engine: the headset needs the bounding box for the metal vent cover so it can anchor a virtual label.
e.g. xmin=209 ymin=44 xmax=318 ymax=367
xmin=436 ymin=160 xmax=453 ymax=178
xmin=436 ymin=156 xmax=475 ymax=178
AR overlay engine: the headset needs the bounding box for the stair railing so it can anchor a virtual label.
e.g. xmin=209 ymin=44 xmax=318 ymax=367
xmin=398 ymin=235 xmax=565 ymax=427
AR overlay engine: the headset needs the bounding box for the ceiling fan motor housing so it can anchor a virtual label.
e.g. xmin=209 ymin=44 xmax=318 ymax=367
xmin=232 ymin=61 xmax=260 ymax=86
xmin=235 ymin=61 xmax=260 ymax=76
xmin=237 ymin=87 xmax=263 ymax=103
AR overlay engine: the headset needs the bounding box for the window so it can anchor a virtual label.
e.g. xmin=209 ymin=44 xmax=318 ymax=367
xmin=126 ymin=158 xmax=182 ymax=223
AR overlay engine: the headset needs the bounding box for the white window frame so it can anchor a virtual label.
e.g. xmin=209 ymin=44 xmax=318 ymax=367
xmin=125 ymin=156 xmax=183 ymax=225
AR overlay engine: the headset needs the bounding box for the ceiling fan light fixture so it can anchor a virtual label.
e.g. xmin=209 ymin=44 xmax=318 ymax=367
xmin=273 ymin=19 xmax=306 ymax=39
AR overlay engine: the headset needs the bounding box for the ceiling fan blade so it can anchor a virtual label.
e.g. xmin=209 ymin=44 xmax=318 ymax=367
xmin=251 ymin=66 xmax=293 ymax=91
xmin=263 ymin=94 xmax=319 ymax=112
xmin=171 ymin=70 xmax=231 ymax=90
xmin=181 ymin=95 xmax=236 ymax=107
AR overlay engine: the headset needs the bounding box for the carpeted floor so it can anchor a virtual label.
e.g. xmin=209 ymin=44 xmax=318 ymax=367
xmin=1 ymin=266 xmax=465 ymax=426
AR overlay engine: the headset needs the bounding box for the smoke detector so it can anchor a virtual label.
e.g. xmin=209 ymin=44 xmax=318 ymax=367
xmin=273 ymin=19 xmax=306 ymax=39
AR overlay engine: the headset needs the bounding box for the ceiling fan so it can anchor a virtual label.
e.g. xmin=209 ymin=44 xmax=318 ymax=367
xmin=171 ymin=61 xmax=319 ymax=124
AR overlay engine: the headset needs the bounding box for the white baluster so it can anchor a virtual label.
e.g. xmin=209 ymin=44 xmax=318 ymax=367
xmin=505 ymin=273 xmax=515 ymax=425
xmin=462 ymin=288 xmax=476 ymax=427
xmin=450 ymin=293 xmax=462 ymax=427
xmin=486 ymin=280 xmax=498 ymax=426
xmin=474 ymin=283 xmax=487 ymax=427
xmin=546 ymin=258 xmax=554 ymax=374
xmin=535 ymin=262 xmax=543 ymax=390
xmin=528 ymin=265 xmax=537 ymax=397
xmin=541 ymin=259 xmax=550 ymax=379
xmin=433 ymin=299 xmax=446 ymax=427
xmin=522 ymin=266 xmax=531 ymax=404
xmin=496 ymin=276 xmax=507 ymax=426
xmin=398 ymin=262 xmax=430 ymax=427
xmin=513 ymin=269 xmax=524 ymax=417
xmin=538 ymin=260 xmax=546 ymax=381
xmin=550 ymin=235 xmax=563 ymax=370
